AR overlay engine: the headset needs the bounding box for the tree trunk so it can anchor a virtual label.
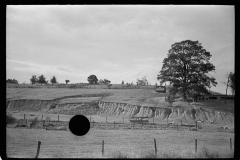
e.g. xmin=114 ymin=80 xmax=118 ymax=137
xmin=225 ymin=74 xmax=230 ymax=104
xmin=193 ymin=95 xmax=197 ymax=102
xmin=182 ymin=85 xmax=187 ymax=101
xmin=183 ymin=91 xmax=187 ymax=101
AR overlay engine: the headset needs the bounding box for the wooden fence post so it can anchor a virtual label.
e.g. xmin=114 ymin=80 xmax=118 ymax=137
xmin=154 ymin=138 xmax=157 ymax=155
xmin=102 ymin=140 xmax=104 ymax=156
xmin=230 ymin=138 xmax=232 ymax=150
xmin=35 ymin=141 xmax=41 ymax=158
xmin=195 ymin=139 xmax=197 ymax=153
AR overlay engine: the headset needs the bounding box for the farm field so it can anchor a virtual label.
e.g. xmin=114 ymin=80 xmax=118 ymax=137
xmin=6 ymin=87 xmax=235 ymax=158
xmin=6 ymin=127 xmax=234 ymax=158
xmin=6 ymin=88 xmax=167 ymax=101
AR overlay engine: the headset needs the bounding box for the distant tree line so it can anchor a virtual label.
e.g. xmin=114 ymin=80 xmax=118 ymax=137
xmin=30 ymin=75 xmax=58 ymax=85
xmin=6 ymin=79 xmax=18 ymax=84
xmin=87 ymin=74 xmax=111 ymax=85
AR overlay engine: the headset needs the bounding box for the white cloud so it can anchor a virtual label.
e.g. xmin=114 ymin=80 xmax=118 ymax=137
xmin=6 ymin=5 xmax=234 ymax=93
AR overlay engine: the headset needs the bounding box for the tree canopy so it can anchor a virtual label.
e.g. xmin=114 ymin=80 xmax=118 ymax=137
xmin=30 ymin=75 xmax=38 ymax=85
xmin=6 ymin=79 xmax=18 ymax=84
xmin=38 ymin=74 xmax=47 ymax=85
xmin=137 ymin=76 xmax=148 ymax=85
xmin=99 ymin=79 xmax=111 ymax=84
xmin=157 ymin=40 xmax=217 ymax=101
xmin=50 ymin=76 xmax=57 ymax=85
xmin=87 ymin=75 xmax=98 ymax=84
xmin=65 ymin=80 xmax=70 ymax=84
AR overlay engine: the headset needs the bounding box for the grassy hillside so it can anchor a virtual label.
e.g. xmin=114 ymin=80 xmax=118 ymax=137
xmin=7 ymin=88 xmax=168 ymax=101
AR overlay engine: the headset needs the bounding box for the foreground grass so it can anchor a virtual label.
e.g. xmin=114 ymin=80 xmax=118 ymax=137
xmin=107 ymin=148 xmax=234 ymax=158
xmin=7 ymin=128 xmax=234 ymax=158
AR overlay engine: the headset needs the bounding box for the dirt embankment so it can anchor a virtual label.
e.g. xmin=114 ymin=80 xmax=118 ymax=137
xmin=97 ymin=101 xmax=234 ymax=124
xmin=6 ymin=93 xmax=234 ymax=125
xmin=6 ymin=94 xmax=111 ymax=115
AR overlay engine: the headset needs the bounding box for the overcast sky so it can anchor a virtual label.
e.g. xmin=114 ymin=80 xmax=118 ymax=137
xmin=7 ymin=5 xmax=234 ymax=94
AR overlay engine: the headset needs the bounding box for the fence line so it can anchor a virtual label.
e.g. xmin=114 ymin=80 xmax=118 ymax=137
xmin=22 ymin=136 xmax=234 ymax=158
xmin=89 ymin=121 xmax=197 ymax=131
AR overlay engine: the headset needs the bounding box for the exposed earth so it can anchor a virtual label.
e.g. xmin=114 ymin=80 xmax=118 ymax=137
xmin=6 ymin=88 xmax=234 ymax=158
xmin=7 ymin=88 xmax=234 ymax=127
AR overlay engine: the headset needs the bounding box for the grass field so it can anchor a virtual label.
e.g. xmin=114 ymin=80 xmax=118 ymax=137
xmin=7 ymin=88 xmax=168 ymax=101
xmin=6 ymin=127 xmax=234 ymax=158
xmin=6 ymin=87 xmax=235 ymax=158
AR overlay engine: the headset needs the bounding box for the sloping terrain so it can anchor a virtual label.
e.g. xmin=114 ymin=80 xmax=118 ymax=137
xmin=7 ymin=88 xmax=234 ymax=125
xmin=6 ymin=88 xmax=167 ymax=115
xmin=97 ymin=100 xmax=234 ymax=125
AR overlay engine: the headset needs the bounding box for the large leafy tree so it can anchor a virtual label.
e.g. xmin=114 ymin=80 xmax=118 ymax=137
xmin=30 ymin=75 xmax=38 ymax=85
xmin=87 ymin=75 xmax=98 ymax=84
xmin=38 ymin=74 xmax=47 ymax=85
xmin=157 ymin=40 xmax=217 ymax=101
xmin=50 ymin=76 xmax=57 ymax=85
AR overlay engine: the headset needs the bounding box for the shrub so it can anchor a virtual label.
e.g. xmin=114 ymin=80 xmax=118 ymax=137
xmin=6 ymin=114 xmax=16 ymax=125
xmin=30 ymin=117 xmax=38 ymax=128
xmin=69 ymin=85 xmax=76 ymax=88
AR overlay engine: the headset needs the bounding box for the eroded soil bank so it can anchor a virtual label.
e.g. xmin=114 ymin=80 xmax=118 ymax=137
xmin=97 ymin=101 xmax=234 ymax=124
xmin=7 ymin=93 xmax=234 ymax=125
xmin=7 ymin=94 xmax=110 ymax=115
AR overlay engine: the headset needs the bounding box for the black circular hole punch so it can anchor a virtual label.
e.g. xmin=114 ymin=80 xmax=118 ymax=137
xmin=69 ymin=115 xmax=90 ymax=136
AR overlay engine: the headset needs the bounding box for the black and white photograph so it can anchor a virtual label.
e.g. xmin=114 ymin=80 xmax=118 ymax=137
xmin=6 ymin=5 xmax=234 ymax=158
